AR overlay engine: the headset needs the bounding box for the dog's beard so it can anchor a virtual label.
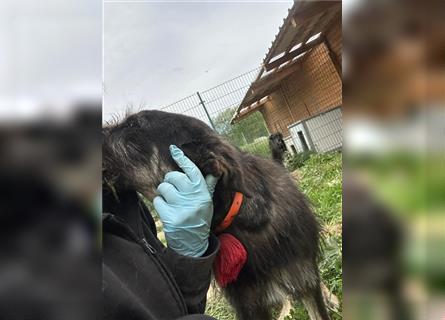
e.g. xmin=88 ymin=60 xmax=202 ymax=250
xmin=132 ymin=160 xmax=175 ymax=202
xmin=107 ymin=143 xmax=176 ymax=201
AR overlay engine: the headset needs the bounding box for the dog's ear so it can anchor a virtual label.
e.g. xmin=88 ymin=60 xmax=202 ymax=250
xmin=180 ymin=139 xmax=252 ymax=198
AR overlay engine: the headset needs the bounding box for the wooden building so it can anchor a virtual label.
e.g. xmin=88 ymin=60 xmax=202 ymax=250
xmin=232 ymin=1 xmax=342 ymax=153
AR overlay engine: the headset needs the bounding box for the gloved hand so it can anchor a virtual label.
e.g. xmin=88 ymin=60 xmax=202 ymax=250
xmin=153 ymin=145 xmax=219 ymax=257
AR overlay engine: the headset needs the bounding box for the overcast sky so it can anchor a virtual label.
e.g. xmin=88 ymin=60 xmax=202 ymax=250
xmin=0 ymin=0 xmax=101 ymax=120
xmin=104 ymin=1 xmax=293 ymax=121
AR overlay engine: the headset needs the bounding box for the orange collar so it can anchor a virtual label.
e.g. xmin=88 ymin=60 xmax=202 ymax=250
xmin=215 ymin=192 xmax=243 ymax=234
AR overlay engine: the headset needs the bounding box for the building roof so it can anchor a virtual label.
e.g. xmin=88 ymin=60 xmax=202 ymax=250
xmin=232 ymin=0 xmax=341 ymax=124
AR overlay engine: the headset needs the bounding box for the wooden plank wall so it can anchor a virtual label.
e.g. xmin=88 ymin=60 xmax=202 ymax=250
xmin=260 ymin=43 xmax=342 ymax=137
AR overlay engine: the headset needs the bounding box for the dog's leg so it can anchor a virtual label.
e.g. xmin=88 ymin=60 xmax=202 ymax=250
xmin=277 ymin=297 xmax=292 ymax=320
xmin=233 ymin=302 xmax=272 ymax=320
xmin=320 ymin=281 xmax=340 ymax=311
xmin=226 ymin=285 xmax=273 ymax=320
xmin=302 ymin=285 xmax=330 ymax=320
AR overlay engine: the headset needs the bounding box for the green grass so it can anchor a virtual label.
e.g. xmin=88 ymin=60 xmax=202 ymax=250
xmin=285 ymin=151 xmax=315 ymax=171
xmin=206 ymin=152 xmax=343 ymax=320
xmin=205 ymin=288 xmax=236 ymax=320
xmin=298 ymin=152 xmax=342 ymax=227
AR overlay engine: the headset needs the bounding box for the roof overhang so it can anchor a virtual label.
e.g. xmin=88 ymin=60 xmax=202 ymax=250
xmin=263 ymin=1 xmax=340 ymax=70
xmin=230 ymin=96 xmax=270 ymax=123
xmin=231 ymin=49 xmax=312 ymax=123
xmin=231 ymin=0 xmax=341 ymax=124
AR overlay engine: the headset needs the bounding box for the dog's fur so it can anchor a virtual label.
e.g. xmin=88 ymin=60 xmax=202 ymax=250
xmin=103 ymin=110 xmax=329 ymax=320
xmin=268 ymin=132 xmax=288 ymax=165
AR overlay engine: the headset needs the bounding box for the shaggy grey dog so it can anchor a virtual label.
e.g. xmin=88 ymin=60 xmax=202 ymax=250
xmin=103 ymin=110 xmax=330 ymax=320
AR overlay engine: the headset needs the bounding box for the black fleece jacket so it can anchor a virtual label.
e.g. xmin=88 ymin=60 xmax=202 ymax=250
xmin=103 ymin=191 xmax=219 ymax=320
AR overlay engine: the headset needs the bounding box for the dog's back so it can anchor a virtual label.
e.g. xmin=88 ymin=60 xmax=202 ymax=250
xmin=220 ymin=152 xmax=326 ymax=319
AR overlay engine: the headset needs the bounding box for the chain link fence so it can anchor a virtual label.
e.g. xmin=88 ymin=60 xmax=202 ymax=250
xmin=159 ymin=68 xmax=272 ymax=158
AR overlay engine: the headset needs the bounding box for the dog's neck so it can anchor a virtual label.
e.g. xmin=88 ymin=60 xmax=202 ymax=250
xmin=212 ymin=186 xmax=240 ymax=230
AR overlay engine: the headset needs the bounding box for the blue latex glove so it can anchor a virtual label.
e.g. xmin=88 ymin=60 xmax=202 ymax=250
xmin=153 ymin=145 xmax=219 ymax=257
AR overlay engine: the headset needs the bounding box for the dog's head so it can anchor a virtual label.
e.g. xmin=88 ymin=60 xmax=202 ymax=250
xmin=268 ymin=132 xmax=287 ymax=153
xmin=103 ymin=110 xmax=250 ymax=205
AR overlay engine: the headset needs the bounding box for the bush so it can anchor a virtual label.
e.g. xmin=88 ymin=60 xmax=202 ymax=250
xmin=285 ymin=151 xmax=315 ymax=171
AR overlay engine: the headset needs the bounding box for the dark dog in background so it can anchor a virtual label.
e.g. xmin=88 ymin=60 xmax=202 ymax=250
xmin=103 ymin=110 xmax=330 ymax=320
xmin=343 ymin=179 xmax=408 ymax=320
xmin=268 ymin=132 xmax=288 ymax=165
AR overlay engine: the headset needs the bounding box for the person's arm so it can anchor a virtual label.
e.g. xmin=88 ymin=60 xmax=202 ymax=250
xmin=154 ymin=145 xmax=220 ymax=314
xmin=163 ymin=233 xmax=219 ymax=314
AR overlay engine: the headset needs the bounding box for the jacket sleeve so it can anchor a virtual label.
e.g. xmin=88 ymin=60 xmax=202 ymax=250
xmin=162 ymin=233 xmax=220 ymax=314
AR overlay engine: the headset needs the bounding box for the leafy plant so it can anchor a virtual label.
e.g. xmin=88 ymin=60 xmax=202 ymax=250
xmin=213 ymin=108 xmax=269 ymax=147
xmin=285 ymin=151 xmax=315 ymax=171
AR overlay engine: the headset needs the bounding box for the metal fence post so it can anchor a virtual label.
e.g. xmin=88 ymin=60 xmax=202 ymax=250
xmin=196 ymin=91 xmax=215 ymax=130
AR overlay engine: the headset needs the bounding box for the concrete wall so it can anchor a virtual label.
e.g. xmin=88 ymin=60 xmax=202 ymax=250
xmin=305 ymin=107 xmax=342 ymax=152
xmin=288 ymin=107 xmax=342 ymax=153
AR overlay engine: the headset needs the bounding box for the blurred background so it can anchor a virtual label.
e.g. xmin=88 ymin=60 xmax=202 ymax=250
xmin=0 ymin=0 xmax=101 ymax=319
xmin=343 ymin=0 xmax=445 ymax=319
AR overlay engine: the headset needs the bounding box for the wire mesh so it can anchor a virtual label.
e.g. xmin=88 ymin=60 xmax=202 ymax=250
xmin=159 ymin=67 xmax=273 ymax=158
xmin=157 ymin=43 xmax=342 ymax=158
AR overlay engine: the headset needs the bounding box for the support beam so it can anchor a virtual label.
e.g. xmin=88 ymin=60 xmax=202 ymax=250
xmin=264 ymin=36 xmax=323 ymax=71
xmin=241 ymin=61 xmax=305 ymax=109
xmin=231 ymin=96 xmax=270 ymax=124
xmin=252 ymin=62 xmax=302 ymax=93
xmin=286 ymin=19 xmax=314 ymax=54
xmin=291 ymin=10 xmax=326 ymax=53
